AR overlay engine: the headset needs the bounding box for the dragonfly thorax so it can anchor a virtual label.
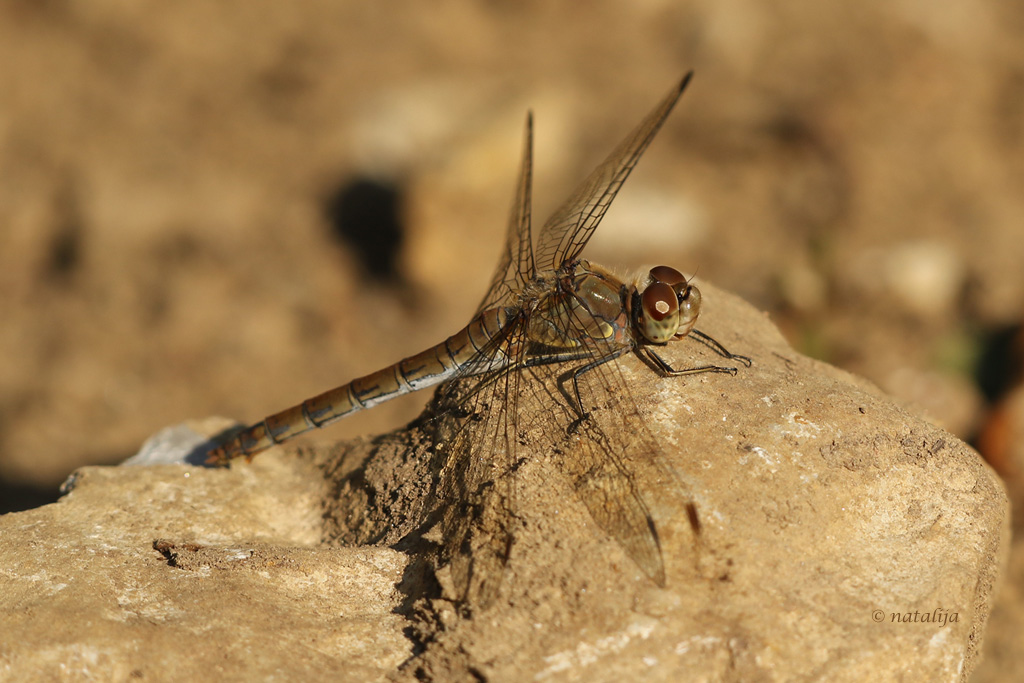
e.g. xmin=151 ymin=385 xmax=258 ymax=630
xmin=632 ymin=265 xmax=702 ymax=344
xmin=523 ymin=260 xmax=631 ymax=350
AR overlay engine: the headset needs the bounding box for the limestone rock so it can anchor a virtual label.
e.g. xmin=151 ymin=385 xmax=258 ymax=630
xmin=0 ymin=452 xmax=410 ymax=680
xmin=0 ymin=283 xmax=1007 ymax=681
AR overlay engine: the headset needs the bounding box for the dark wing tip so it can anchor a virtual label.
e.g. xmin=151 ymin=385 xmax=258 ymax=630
xmin=678 ymin=70 xmax=694 ymax=95
xmin=523 ymin=109 xmax=534 ymax=155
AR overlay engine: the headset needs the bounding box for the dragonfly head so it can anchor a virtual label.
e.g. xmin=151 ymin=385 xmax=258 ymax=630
xmin=634 ymin=265 xmax=702 ymax=344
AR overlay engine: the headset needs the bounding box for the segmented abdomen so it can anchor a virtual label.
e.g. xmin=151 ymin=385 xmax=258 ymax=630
xmin=207 ymin=307 xmax=510 ymax=464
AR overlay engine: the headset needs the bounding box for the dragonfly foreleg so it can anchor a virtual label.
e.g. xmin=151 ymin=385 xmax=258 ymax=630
xmin=689 ymin=329 xmax=752 ymax=367
xmin=638 ymin=345 xmax=742 ymax=378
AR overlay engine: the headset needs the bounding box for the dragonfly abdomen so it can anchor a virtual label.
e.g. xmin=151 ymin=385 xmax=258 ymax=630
xmin=207 ymin=307 xmax=510 ymax=464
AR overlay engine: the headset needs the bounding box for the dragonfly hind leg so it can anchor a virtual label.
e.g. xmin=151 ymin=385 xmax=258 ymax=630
xmin=560 ymin=347 xmax=632 ymax=430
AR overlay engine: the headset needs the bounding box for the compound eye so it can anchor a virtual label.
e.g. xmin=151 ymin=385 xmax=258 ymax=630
xmin=642 ymin=282 xmax=678 ymax=321
xmin=675 ymin=283 xmax=702 ymax=338
xmin=640 ymin=282 xmax=680 ymax=343
xmin=649 ymin=265 xmax=686 ymax=286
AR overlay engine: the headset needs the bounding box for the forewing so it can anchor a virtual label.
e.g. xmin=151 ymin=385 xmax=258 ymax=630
xmin=556 ymin=419 xmax=667 ymax=585
xmin=533 ymin=73 xmax=692 ymax=271
xmin=548 ymin=360 xmax=679 ymax=587
xmin=476 ymin=113 xmax=536 ymax=315
xmin=427 ymin=302 xmax=694 ymax=596
xmin=529 ymin=306 xmax=694 ymax=587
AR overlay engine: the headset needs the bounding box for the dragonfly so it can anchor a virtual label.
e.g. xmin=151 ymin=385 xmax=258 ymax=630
xmin=207 ymin=72 xmax=750 ymax=604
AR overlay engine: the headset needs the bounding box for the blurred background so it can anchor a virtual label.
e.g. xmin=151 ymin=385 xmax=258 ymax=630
xmin=0 ymin=1 xmax=1021 ymax=674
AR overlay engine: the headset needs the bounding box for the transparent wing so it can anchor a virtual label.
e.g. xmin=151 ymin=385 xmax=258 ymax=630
xmin=422 ymin=77 xmax=699 ymax=603
xmin=426 ymin=298 xmax=693 ymax=603
xmin=534 ymin=73 xmax=692 ymax=272
xmin=530 ymin=295 xmax=699 ymax=587
xmin=549 ymin=362 xmax=685 ymax=587
xmin=518 ymin=361 xmax=670 ymax=587
xmin=475 ymin=113 xmax=536 ymax=315
xmin=426 ymin=316 xmax=530 ymax=607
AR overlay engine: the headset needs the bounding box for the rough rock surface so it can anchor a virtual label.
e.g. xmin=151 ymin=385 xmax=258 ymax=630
xmin=0 ymin=284 xmax=1008 ymax=681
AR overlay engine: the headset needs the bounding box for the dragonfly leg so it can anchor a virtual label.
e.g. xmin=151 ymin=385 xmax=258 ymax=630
xmin=561 ymin=346 xmax=631 ymax=430
xmin=689 ymin=329 xmax=752 ymax=367
xmin=639 ymin=345 xmax=742 ymax=378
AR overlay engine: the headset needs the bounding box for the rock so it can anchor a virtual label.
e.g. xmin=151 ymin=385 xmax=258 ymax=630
xmin=0 ymin=283 xmax=1007 ymax=681
xmin=0 ymin=449 xmax=410 ymax=680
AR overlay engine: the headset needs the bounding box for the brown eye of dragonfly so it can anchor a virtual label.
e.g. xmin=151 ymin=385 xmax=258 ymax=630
xmin=649 ymin=265 xmax=686 ymax=286
xmin=642 ymin=282 xmax=678 ymax=321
